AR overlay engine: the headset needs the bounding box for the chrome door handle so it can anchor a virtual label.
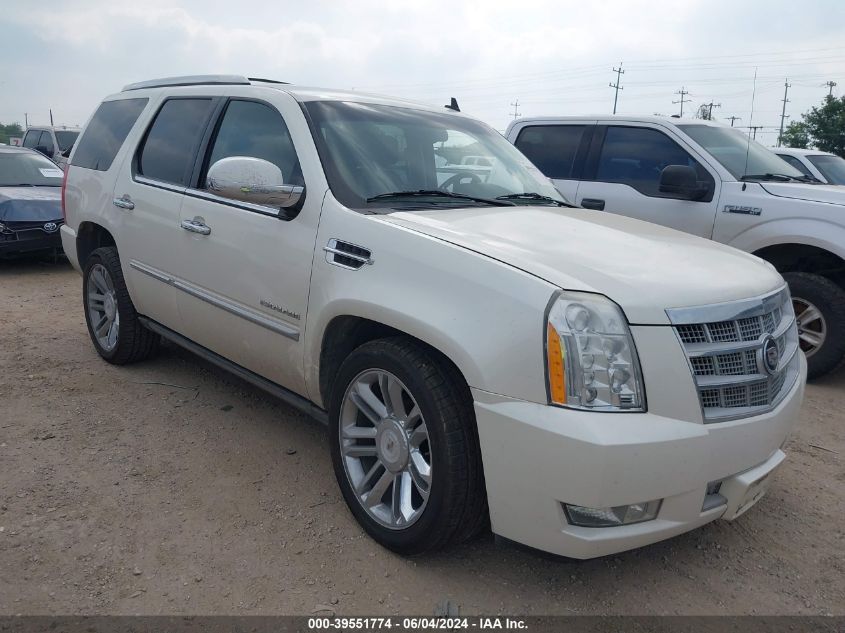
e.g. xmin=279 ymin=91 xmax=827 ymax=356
xmin=113 ymin=195 xmax=134 ymax=210
xmin=180 ymin=218 xmax=211 ymax=236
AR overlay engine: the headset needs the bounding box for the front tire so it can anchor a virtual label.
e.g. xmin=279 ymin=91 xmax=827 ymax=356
xmin=329 ymin=337 xmax=487 ymax=555
xmin=83 ymin=247 xmax=158 ymax=364
xmin=783 ymin=272 xmax=845 ymax=379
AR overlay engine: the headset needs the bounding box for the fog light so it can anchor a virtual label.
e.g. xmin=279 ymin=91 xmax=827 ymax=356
xmin=564 ymin=500 xmax=662 ymax=527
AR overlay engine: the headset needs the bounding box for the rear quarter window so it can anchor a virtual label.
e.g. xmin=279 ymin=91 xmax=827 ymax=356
xmin=71 ymin=98 xmax=148 ymax=171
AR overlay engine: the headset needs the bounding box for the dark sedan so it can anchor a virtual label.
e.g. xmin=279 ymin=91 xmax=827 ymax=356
xmin=0 ymin=146 xmax=64 ymax=258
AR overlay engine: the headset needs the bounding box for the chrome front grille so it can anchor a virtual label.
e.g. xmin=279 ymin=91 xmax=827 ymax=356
xmin=668 ymin=287 xmax=801 ymax=422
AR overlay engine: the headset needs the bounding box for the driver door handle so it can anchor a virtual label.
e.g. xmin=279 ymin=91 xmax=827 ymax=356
xmin=180 ymin=218 xmax=211 ymax=236
xmin=113 ymin=195 xmax=134 ymax=211
xmin=580 ymin=198 xmax=605 ymax=211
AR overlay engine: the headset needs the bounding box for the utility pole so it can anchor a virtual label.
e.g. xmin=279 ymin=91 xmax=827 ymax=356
xmin=510 ymin=99 xmax=521 ymax=120
xmin=704 ymin=101 xmax=721 ymax=120
xmin=609 ymin=62 xmax=624 ymax=114
xmin=673 ymin=87 xmax=691 ymax=117
xmin=727 ymin=116 xmax=741 ymax=127
xmin=49 ymin=109 xmax=54 ymax=126
xmin=24 ymin=113 xmax=28 ymax=128
xmin=777 ymin=78 xmax=791 ymax=147
xmin=825 ymin=80 xmax=837 ymax=97
xmin=748 ymin=125 xmax=763 ymax=140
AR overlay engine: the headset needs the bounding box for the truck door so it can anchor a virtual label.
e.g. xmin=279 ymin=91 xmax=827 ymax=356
xmin=575 ymin=124 xmax=720 ymax=239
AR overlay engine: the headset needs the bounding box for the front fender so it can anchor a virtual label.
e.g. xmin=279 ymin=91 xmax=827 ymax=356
xmin=720 ymin=216 xmax=845 ymax=261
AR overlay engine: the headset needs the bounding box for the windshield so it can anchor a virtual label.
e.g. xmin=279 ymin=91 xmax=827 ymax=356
xmin=55 ymin=130 xmax=80 ymax=152
xmin=808 ymin=154 xmax=845 ymax=185
xmin=303 ymin=101 xmax=565 ymax=210
xmin=0 ymin=151 xmax=64 ymax=186
xmin=678 ymin=124 xmax=805 ymax=180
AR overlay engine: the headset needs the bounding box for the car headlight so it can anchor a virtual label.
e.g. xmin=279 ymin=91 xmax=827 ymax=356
xmin=546 ymin=291 xmax=645 ymax=411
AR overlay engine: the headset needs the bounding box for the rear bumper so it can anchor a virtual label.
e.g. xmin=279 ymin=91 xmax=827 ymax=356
xmin=60 ymin=224 xmax=80 ymax=272
xmin=473 ymin=352 xmax=806 ymax=559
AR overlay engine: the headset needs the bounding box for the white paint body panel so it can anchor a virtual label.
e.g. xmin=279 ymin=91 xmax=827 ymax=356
xmin=62 ymin=86 xmax=807 ymax=559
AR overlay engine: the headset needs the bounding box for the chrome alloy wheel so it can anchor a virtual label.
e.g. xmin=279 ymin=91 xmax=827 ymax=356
xmin=87 ymin=263 xmax=120 ymax=352
xmin=794 ymin=297 xmax=827 ymax=358
xmin=339 ymin=369 xmax=432 ymax=529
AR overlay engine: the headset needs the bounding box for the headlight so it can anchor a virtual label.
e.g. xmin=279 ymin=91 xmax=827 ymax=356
xmin=546 ymin=291 xmax=645 ymax=411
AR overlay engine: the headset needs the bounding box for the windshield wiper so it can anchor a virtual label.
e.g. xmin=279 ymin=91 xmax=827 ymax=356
xmin=740 ymin=173 xmax=801 ymax=182
xmin=495 ymin=192 xmax=573 ymax=207
xmin=366 ymin=189 xmax=514 ymax=207
xmin=1 ymin=183 xmax=36 ymax=187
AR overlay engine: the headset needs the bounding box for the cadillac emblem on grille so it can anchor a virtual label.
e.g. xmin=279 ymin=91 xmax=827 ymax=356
xmin=759 ymin=334 xmax=779 ymax=375
xmin=43 ymin=222 xmax=58 ymax=233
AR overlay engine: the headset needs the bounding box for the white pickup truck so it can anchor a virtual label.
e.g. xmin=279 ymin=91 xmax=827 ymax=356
xmin=506 ymin=116 xmax=845 ymax=379
xmin=61 ymin=78 xmax=805 ymax=558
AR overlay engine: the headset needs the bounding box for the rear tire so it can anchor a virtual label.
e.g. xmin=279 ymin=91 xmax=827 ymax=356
xmin=783 ymin=272 xmax=845 ymax=379
xmin=83 ymin=246 xmax=158 ymax=364
xmin=329 ymin=337 xmax=487 ymax=555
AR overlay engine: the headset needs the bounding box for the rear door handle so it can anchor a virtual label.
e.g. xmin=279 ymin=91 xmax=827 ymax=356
xmin=180 ymin=218 xmax=211 ymax=236
xmin=113 ymin=195 xmax=134 ymax=210
xmin=580 ymin=198 xmax=605 ymax=211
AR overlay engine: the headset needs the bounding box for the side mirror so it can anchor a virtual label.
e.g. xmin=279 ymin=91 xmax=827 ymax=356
xmin=206 ymin=156 xmax=304 ymax=211
xmin=659 ymin=165 xmax=709 ymax=200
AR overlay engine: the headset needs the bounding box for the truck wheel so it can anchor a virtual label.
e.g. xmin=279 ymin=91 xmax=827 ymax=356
xmin=783 ymin=272 xmax=845 ymax=379
xmin=329 ymin=337 xmax=487 ymax=555
xmin=83 ymin=246 xmax=158 ymax=364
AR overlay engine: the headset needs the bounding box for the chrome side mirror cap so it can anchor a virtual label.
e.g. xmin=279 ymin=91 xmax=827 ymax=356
xmin=206 ymin=156 xmax=304 ymax=210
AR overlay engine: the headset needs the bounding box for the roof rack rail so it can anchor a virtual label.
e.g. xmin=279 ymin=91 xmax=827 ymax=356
xmin=247 ymin=77 xmax=289 ymax=85
xmin=122 ymin=75 xmax=251 ymax=92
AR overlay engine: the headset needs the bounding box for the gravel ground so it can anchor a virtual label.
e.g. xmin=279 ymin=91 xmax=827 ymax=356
xmin=1 ymin=258 xmax=843 ymax=616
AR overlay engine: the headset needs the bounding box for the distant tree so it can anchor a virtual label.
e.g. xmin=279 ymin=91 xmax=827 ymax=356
xmin=803 ymin=95 xmax=845 ymax=158
xmin=780 ymin=121 xmax=811 ymax=149
xmin=694 ymin=104 xmax=711 ymax=120
xmin=0 ymin=122 xmax=24 ymax=145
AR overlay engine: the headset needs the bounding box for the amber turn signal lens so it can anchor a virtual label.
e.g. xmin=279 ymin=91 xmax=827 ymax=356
xmin=547 ymin=322 xmax=567 ymax=404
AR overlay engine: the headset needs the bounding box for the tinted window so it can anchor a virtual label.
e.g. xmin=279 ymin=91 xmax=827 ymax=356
xmin=808 ymin=154 xmax=845 ymax=185
xmin=72 ymin=98 xmax=148 ymax=171
xmin=138 ymin=99 xmax=215 ymax=186
xmin=38 ymin=131 xmax=54 ymax=154
xmin=776 ymin=154 xmax=813 ymax=177
xmin=206 ymin=100 xmax=302 ymax=186
xmin=515 ymin=125 xmax=586 ymax=179
xmin=596 ymin=126 xmax=711 ymax=197
xmin=22 ymin=131 xmax=40 ymax=148
xmin=55 ymin=130 xmax=79 ymax=152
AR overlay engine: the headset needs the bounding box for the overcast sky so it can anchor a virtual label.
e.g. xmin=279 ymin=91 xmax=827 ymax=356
xmin=2 ymin=0 xmax=844 ymax=142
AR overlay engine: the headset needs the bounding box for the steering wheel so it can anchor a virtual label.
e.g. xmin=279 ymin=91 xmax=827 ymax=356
xmin=441 ymin=171 xmax=482 ymax=191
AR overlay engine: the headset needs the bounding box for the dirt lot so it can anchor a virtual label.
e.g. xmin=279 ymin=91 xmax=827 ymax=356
xmin=1 ymin=258 xmax=843 ymax=616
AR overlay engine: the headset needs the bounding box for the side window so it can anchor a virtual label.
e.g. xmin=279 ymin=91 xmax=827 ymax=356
xmin=777 ymin=154 xmax=813 ymax=177
xmin=514 ymin=125 xmax=586 ymax=179
xmin=38 ymin=131 xmax=55 ymax=154
xmin=72 ymin=98 xmax=148 ymax=171
xmin=205 ymin=100 xmax=303 ymax=186
xmin=138 ymin=98 xmax=216 ymax=186
xmin=596 ymin=126 xmax=713 ymax=198
xmin=22 ymin=131 xmax=40 ymax=148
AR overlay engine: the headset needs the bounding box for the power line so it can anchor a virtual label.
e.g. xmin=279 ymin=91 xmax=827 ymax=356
xmin=610 ymin=62 xmax=624 ymax=114
xmin=777 ymin=78 xmax=791 ymax=147
xmin=673 ymin=87 xmax=692 ymax=117
xmin=727 ymin=115 xmax=742 ymax=127
xmin=747 ymin=125 xmax=765 ymax=140
xmin=510 ymin=99 xmax=521 ymax=120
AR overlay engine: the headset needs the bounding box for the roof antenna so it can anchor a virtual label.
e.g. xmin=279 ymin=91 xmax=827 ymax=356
xmin=743 ymin=68 xmax=757 ymax=180
xmin=445 ymin=97 xmax=460 ymax=112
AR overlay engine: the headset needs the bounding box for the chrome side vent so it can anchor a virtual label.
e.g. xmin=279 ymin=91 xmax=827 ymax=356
xmin=324 ymin=239 xmax=373 ymax=270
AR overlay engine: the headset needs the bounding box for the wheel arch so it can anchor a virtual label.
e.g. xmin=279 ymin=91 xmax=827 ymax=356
xmin=314 ymin=311 xmax=480 ymax=413
xmin=76 ymin=221 xmax=117 ymax=269
xmin=753 ymin=242 xmax=845 ymax=286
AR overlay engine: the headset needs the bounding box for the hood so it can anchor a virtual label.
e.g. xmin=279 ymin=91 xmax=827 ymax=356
xmin=0 ymin=186 xmax=62 ymax=222
xmin=760 ymin=182 xmax=845 ymax=206
xmin=376 ymin=206 xmax=784 ymax=324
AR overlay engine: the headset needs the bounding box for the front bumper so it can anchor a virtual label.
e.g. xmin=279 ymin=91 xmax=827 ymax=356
xmin=474 ymin=350 xmax=806 ymax=560
xmin=0 ymin=222 xmax=63 ymax=256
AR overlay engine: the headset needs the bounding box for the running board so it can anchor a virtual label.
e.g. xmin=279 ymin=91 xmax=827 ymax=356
xmin=139 ymin=316 xmax=328 ymax=425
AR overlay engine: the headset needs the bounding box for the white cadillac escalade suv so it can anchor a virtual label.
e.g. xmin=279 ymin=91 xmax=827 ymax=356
xmin=61 ymin=76 xmax=806 ymax=559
